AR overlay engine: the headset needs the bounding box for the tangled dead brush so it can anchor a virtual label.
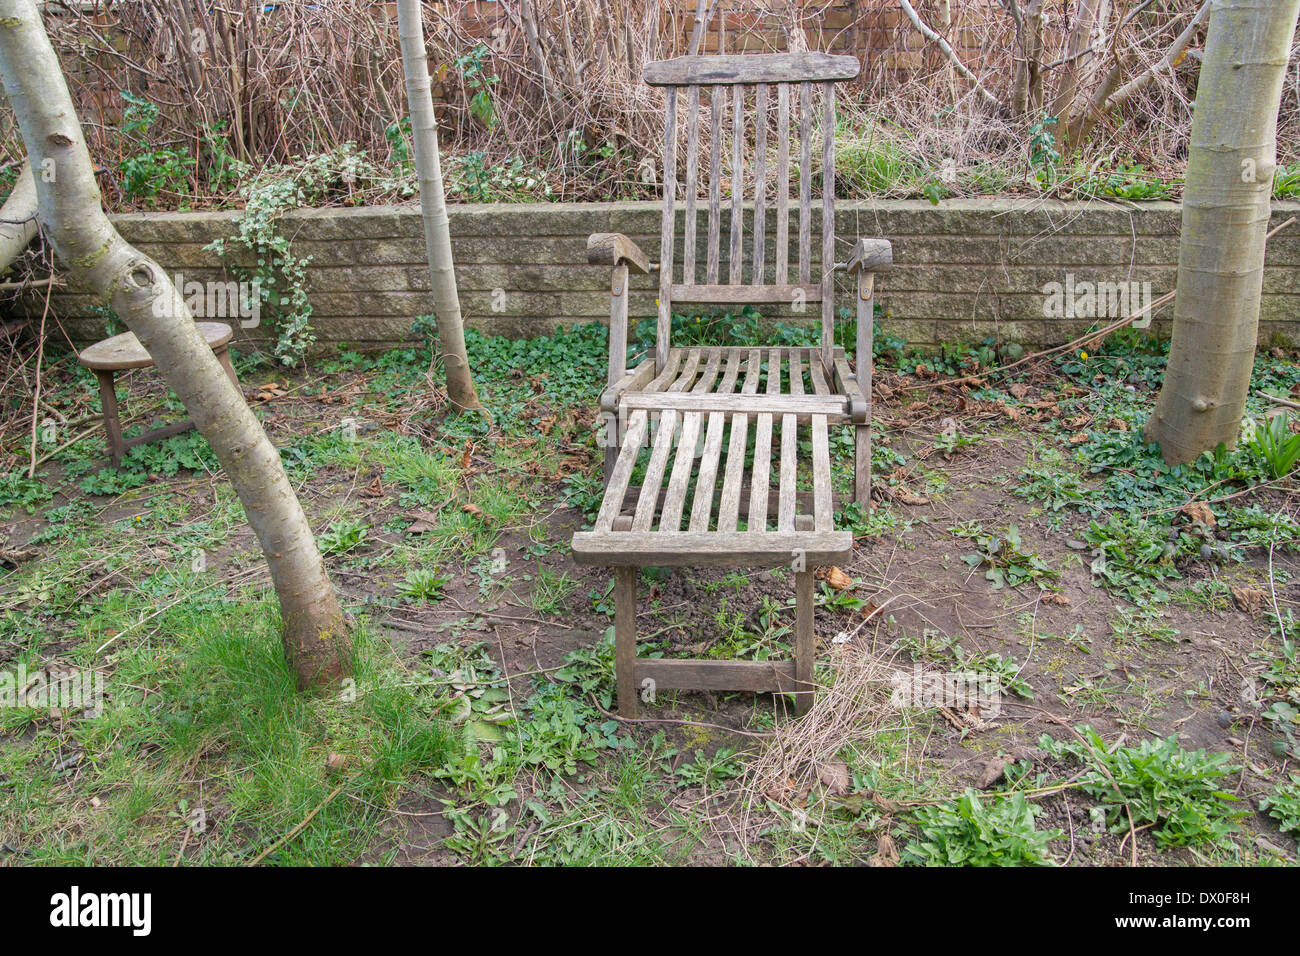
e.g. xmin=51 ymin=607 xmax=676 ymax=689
xmin=7 ymin=1 xmax=1291 ymax=209
xmin=738 ymin=640 xmax=909 ymax=852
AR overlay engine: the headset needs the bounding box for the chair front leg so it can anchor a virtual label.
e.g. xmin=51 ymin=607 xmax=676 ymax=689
xmin=854 ymin=267 xmax=874 ymax=505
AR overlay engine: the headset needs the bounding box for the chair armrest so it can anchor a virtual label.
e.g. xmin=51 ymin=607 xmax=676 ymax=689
xmin=846 ymin=238 xmax=893 ymax=275
xmin=587 ymin=233 xmax=651 ymax=274
xmin=600 ymin=357 xmax=656 ymax=414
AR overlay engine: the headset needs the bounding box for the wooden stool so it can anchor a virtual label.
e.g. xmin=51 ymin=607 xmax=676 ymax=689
xmin=77 ymin=322 xmax=240 ymax=468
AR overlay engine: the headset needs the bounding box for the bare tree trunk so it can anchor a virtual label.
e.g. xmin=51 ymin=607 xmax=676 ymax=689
xmin=1146 ymin=0 xmax=1300 ymax=464
xmin=1051 ymin=0 xmax=1108 ymax=137
xmin=936 ymin=0 xmax=955 ymax=99
xmin=1067 ymin=1 xmax=1210 ymax=149
xmin=0 ymin=0 xmax=351 ymax=689
xmin=0 ymin=161 xmax=37 ymax=273
xmin=396 ymin=0 xmax=483 ymax=413
xmin=1004 ymin=0 xmax=1045 ymax=120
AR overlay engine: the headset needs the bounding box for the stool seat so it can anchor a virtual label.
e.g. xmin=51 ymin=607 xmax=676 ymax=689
xmin=76 ymin=322 xmax=241 ymax=468
xmin=78 ymin=322 xmax=234 ymax=371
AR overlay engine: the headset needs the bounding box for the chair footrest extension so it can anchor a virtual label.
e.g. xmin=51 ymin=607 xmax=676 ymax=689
xmin=637 ymin=657 xmax=803 ymax=694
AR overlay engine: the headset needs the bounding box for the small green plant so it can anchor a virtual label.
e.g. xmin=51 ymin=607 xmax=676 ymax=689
xmin=454 ymin=45 xmax=500 ymax=128
xmin=904 ymin=789 xmax=1061 ymax=866
xmin=1274 ymin=164 xmax=1300 ymax=200
xmin=1041 ymin=727 xmax=1243 ymax=847
xmin=118 ymin=91 xmax=194 ymax=206
xmin=318 ymin=517 xmax=368 ymax=555
xmin=384 ymin=116 xmax=414 ymax=171
xmin=0 ymin=471 xmax=55 ymax=514
xmin=1027 ymin=115 xmax=1061 ymax=186
xmin=447 ymin=151 xmax=551 ymax=203
xmin=519 ymin=683 xmax=620 ymax=775
xmin=1078 ymin=164 xmax=1174 ymax=201
xmin=529 ymin=566 xmax=578 ymax=616
xmin=953 ymin=522 xmax=1059 ymax=590
xmin=1015 ymin=445 xmax=1086 ymax=512
xmin=1260 ymin=775 xmax=1300 ymax=840
xmin=1111 ymin=605 xmax=1180 ymax=645
xmin=1082 ymin=514 xmax=1182 ymax=598
xmin=955 ymin=648 xmax=1034 ymax=699
xmin=399 ymin=567 xmax=453 ymax=603
xmin=674 ymin=749 xmax=742 ymax=790
xmin=1245 ymin=412 xmax=1300 ymax=479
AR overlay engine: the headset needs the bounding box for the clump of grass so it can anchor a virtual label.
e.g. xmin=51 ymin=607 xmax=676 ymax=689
xmin=0 ymin=598 xmax=457 ymax=864
xmin=904 ymin=789 xmax=1062 ymax=866
xmin=1041 ymin=727 xmax=1244 ymax=848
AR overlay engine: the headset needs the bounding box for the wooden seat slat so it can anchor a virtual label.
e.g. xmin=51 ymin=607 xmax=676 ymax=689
xmin=662 ymin=351 xmax=737 ymax=531
xmin=632 ymin=350 xmax=702 ymax=531
xmin=715 ymin=349 xmax=762 ymax=532
xmin=688 ymin=350 xmax=755 ymax=532
xmin=747 ymin=349 xmax=781 ymax=532
xmin=778 ymin=350 xmax=801 ymax=532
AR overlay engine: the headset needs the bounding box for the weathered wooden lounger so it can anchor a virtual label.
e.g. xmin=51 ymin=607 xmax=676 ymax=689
xmin=571 ymin=52 xmax=893 ymax=717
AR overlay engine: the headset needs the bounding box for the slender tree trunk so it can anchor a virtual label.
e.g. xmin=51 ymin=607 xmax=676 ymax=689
xmin=0 ymin=161 xmax=37 ymax=272
xmin=0 ymin=0 xmax=351 ymax=689
xmin=1146 ymin=0 xmax=1300 ymax=464
xmin=1052 ymin=0 xmax=1109 ymax=149
xmin=396 ymin=0 xmax=482 ymax=412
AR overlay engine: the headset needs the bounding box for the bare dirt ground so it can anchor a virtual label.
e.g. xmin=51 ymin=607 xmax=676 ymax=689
xmin=3 ymin=332 xmax=1298 ymax=865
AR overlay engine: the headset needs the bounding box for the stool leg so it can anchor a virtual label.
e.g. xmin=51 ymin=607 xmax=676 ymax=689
xmin=615 ymin=567 xmax=637 ymax=718
xmin=795 ymin=569 xmax=815 ymax=715
xmin=216 ymin=347 xmax=240 ymax=388
xmin=94 ymin=370 xmax=124 ymax=468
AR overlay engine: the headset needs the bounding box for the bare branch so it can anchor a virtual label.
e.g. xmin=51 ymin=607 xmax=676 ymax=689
xmin=899 ymin=0 xmax=1002 ymax=109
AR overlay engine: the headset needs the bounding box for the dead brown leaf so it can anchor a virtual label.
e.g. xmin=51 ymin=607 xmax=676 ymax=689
xmin=817 ymin=566 xmax=854 ymax=590
xmin=889 ymin=486 xmax=931 ymax=506
xmin=1180 ymin=500 xmax=1217 ymax=529
xmin=868 ymin=832 xmax=899 ymax=867
xmin=1231 ymin=584 xmax=1264 ymax=614
xmin=405 ymin=510 xmax=442 ymax=534
xmin=818 ymin=759 xmax=850 ymax=795
xmin=976 ymin=757 xmax=1007 ymax=790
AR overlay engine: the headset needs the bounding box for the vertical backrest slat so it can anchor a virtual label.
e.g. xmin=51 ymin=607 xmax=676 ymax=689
xmin=728 ymin=84 xmax=744 ymax=285
xmin=656 ymin=85 xmax=678 ymax=373
xmin=821 ymin=81 xmax=836 ymax=367
xmin=683 ymin=85 xmax=700 ymax=284
xmin=797 ymin=81 xmax=812 ymax=286
xmin=775 ymin=83 xmax=790 ymax=286
xmin=752 ymin=84 xmax=768 ymax=286
xmin=706 ymin=87 xmax=724 ymax=285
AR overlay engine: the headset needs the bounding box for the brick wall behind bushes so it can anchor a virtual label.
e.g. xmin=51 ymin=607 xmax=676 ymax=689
xmin=32 ymin=199 xmax=1300 ymax=352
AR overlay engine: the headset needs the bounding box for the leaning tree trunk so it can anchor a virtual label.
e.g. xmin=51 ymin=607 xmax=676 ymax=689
xmin=0 ymin=0 xmax=351 ymax=689
xmin=0 ymin=161 xmax=37 ymax=273
xmin=396 ymin=0 xmax=482 ymax=412
xmin=1146 ymin=0 xmax=1300 ymax=463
